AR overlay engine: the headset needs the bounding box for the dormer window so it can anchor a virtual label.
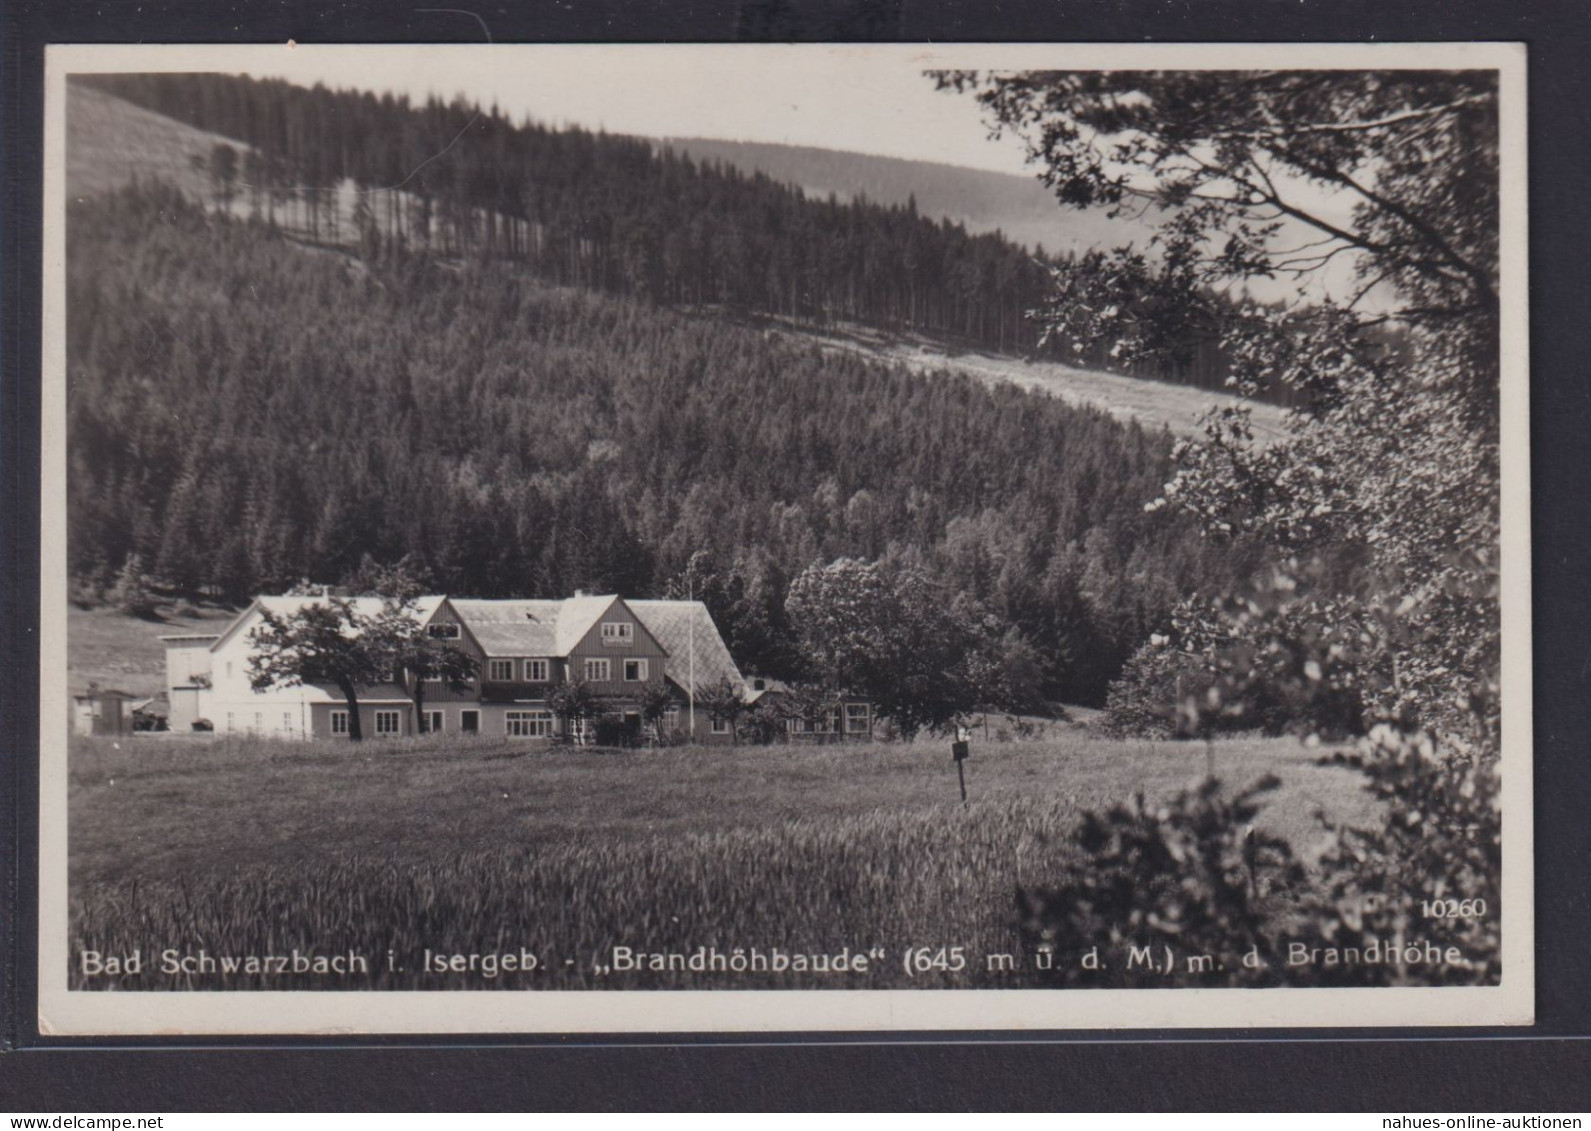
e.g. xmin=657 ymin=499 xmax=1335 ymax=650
xmin=427 ymin=623 xmax=461 ymax=639
xmin=600 ymin=621 xmax=634 ymax=646
xmin=487 ymin=659 xmax=514 ymax=682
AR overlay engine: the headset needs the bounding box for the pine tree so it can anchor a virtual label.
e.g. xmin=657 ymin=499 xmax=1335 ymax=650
xmin=111 ymin=553 xmax=159 ymax=618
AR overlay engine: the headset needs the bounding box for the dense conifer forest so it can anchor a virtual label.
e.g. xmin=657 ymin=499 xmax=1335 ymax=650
xmin=67 ymin=183 xmax=1265 ymax=703
xmin=74 ymin=73 xmax=1260 ymax=397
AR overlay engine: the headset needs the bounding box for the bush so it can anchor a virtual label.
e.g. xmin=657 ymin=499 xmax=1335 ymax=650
xmin=1103 ymin=578 xmax=1374 ymax=741
xmin=1292 ymin=728 xmax=1501 ymax=986
xmin=191 ymin=718 xmax=214 ymax=732
xmin=593 ymin=716 xmax=640 ymax=748
xmin=70 ymin=574 xmax=104 ymax=609
xmin=1018 ymin=720 xmax=1502 ymax=987
xmin=1100 ymin=639 xmax=1217 ymax=739
xmin=1017 ymin=775 xmax=1304 ymax=986
xmin=1009 ymin=716 xmax=1049 ymax=741
xmin=736 ymin=702 xmax=786 ymax=745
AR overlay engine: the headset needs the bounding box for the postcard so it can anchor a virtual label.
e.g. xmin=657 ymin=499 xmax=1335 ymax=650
xmin=38 ymin=40 xmax=1531 ymax=1034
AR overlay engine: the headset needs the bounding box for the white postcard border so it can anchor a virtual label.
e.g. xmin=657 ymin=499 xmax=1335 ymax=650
xmin=37 ymin=40 xmax=1533 ymax=1035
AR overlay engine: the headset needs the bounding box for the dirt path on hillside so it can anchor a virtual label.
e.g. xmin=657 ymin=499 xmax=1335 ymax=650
xmin=765 ymin=319 xmax=1291 ymax=446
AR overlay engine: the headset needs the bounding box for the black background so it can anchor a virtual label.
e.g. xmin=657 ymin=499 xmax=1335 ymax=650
xmin=3 ymin=0 xmax=1589 ymax=1111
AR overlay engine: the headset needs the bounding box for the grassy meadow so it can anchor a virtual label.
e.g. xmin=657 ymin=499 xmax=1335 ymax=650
xmin=68 ymin=729 xmax=1379 ymax=990
xmin=68 ymin=602 xmax=237 ymax=698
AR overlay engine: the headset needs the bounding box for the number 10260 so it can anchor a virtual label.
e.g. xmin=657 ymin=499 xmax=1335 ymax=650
xmin=1421 ymin=898 xmax=1487 ymax=919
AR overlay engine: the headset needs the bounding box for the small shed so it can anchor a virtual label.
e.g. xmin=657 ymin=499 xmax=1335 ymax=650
xmin=72 ymin=687 xmax=138 ymax=737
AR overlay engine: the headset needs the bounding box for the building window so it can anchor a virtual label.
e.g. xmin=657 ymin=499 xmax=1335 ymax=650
xmin=600 ymin=621 xmax=634 ymax=646
xmin=460 ymin=710 xmax=479 ymax=734
xmin=282 ymin=712 xmax=293 ymax=733
xmin=226 ymin=711 xmax=235 ymax=732
xmin=711 ymin=716 xmax=730 ymax=735
xmin=422 ymin=710 xmax=444 ymax=734
xmin=488 ymin=659 xmax=514 ymax=682
xmin=427 ymin=623 xmax=461 ymax=639
xmin=330 ymin=710 xmax=349 ymax=736
xmin=584 ymin=658 xmax=611 ymax=682
xmin=524 ymin=658 xmax=549 ymax=682
xmin=662 ymin=706 xmax=680 ymax=732
xmin=375 ymin=710 xmax=401 ymax=736
xmin=569 ymin=717 xmax=588 ymax=744
xmin=623 ymin=658 xmax=649 ymax=682
xmin=506 ymin=710 xmax=556 ymax=738
xmin=846 ymin=703 xmax=871 ymax=734
xmin=253 ymin=712 xmax=263 ymax=732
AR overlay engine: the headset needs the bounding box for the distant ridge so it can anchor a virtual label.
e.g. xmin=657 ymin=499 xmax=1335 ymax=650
xmin=658 ymin=136 xmax=1153 ymax=255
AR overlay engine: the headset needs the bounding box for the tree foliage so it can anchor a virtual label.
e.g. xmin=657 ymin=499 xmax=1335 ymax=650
xmin=946 ymin=68 xmax=1501 ymax=745
xmin=785 ymin=558 xmax=998 ymax=737
xmin=110 ymin=553 xmax=159 ymax=618
xmin=638 ymin=682 xmax=676 ymax=741
xmin=694 ymin=676 xmax=749 ymax=740
xmin=247 ymin=597 xmax=401 ymax=741
xmin=546 ymin=677 xmax=599 ymax=744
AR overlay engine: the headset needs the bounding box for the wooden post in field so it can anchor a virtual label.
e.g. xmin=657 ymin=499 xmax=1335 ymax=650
xmin=952 ymin=733 xmax=970 ymax=803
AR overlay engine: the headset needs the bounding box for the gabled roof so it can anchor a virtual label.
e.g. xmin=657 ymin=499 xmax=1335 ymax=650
xmin=209 ymin=594 xmax=447 ymax=653
xmin=200 ymin=593 xmax=749 ymax=701
xmin=627 ymin=600 xmax=744 ymax=699
xmin=448 ymin=594 xmax=623 ymax=657
xmin=447 ymin=599 xmax=563 ymax=655
xmin=555 ymin=594 xmax=622 ymax=653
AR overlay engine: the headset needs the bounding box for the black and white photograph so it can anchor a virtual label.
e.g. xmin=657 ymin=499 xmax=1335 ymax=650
xmin=37 ymin=41 xmax=1531 ymax=1034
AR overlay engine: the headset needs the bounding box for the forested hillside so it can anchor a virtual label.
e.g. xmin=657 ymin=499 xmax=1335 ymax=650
xmin=72 ymin=74 xmax=1256 ymax=398
xmin=67 ymin=184 xmax=1265 ymax=703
